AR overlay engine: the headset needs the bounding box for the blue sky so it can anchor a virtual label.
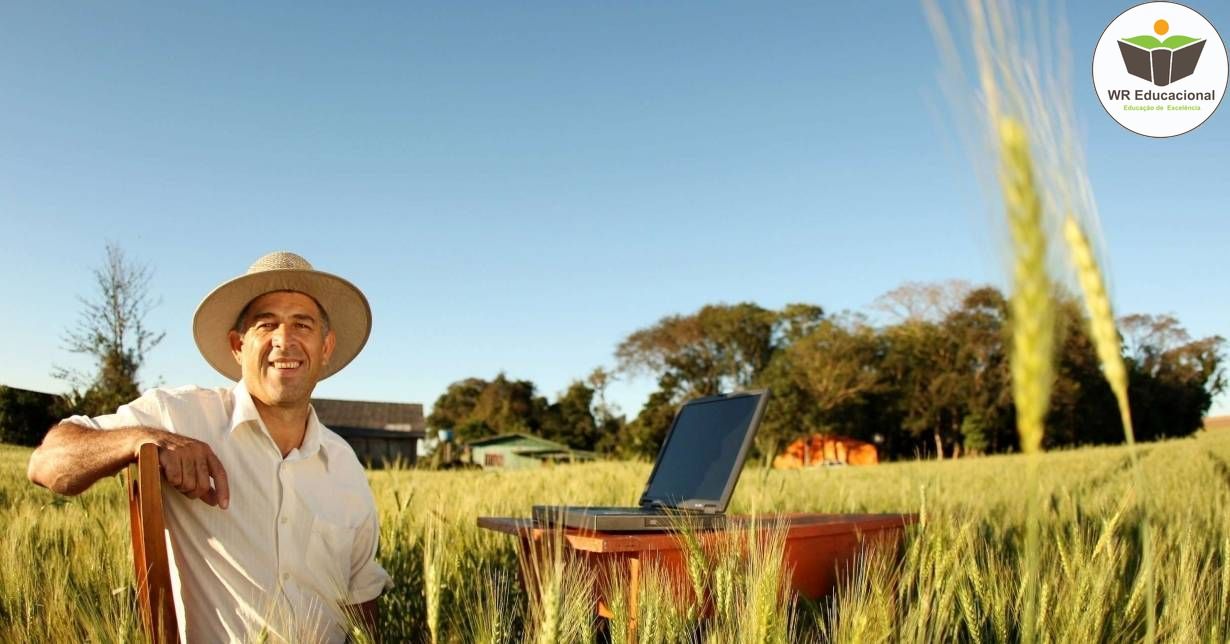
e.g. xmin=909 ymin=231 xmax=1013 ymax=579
xmin=2 ymin=2 xmax=1227 ymax=421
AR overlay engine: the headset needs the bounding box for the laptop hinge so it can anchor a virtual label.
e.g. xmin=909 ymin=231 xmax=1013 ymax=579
xmin=702 ymin=504 xmax=720 ymax=515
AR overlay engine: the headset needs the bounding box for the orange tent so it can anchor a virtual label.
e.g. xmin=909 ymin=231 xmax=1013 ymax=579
xmin=773 ymin=435 xmax=878 ymax=468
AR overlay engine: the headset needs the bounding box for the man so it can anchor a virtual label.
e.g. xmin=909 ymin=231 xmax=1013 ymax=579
xmin=27 ymin=251 xmax=391 ymax=643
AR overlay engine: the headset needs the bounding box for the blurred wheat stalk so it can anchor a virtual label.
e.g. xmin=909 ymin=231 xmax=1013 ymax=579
xmin=997 ymin=116 xmax=1053 ymax=457
xmin=928 ymin=0 xmax=1155 ymax=640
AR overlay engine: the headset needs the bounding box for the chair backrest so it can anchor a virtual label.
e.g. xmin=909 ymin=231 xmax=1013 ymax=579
xmin=127 ymin=442 xmax=179 ymax=643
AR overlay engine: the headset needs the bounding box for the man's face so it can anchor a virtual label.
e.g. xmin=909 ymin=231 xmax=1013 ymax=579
xmin=229 ymin=291 xmax=336 ymax=409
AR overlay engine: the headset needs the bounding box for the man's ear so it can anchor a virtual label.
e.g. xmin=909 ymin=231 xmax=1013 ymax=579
xmin=228 ymin=330 xmax=244 ymax=365
xmin=322 ymin=329 xmax=337 ymax=365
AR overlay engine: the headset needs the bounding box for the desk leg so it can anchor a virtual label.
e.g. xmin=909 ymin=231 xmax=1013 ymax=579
xmin=627 ymin=556 xmax=640 ymax=642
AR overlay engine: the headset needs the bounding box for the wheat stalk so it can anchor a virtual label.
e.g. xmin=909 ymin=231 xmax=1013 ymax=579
xmin=1061 ymin=214 xmax=1158 ymax=641
xmin=1219 ymin=536 xmax=1230 ymax=637
xmin=422 ymin=511 xmax=447 ymax=644
xmin=998 ymin=117 xmax=1055 ymax=456
xmin=996 ymin=116 xmax=1051 ymax=644
xmin=1061 ymin=216 xmax=1133 ymax=442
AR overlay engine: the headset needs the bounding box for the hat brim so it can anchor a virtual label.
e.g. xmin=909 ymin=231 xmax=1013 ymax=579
xmin=192 ymin=269 xmax=371 ymax=382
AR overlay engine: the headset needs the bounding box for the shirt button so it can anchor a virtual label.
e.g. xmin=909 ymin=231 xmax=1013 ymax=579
xmin=282 ymin=572 xmax=289 ymax=581
xmin=280 ymin=516 xmax=288 ymax=525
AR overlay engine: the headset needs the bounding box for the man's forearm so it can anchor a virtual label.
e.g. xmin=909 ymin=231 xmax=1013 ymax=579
xmin=27 ymin=423 xmax=147 ymax=496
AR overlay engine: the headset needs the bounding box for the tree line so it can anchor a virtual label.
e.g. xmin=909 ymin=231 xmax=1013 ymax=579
xmin=428 ymin=281 xmax=1224 ymax=460
xmin=1 ymin=246 xmax=1223 ymax=461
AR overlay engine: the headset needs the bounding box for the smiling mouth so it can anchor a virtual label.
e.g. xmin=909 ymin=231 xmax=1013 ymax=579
xmin=270 ymin=360 xmax=303 ymax=370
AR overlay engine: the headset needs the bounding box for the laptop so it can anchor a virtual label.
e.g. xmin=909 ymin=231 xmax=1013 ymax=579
xmin=532 ymin=389 xmax=769 ymax=532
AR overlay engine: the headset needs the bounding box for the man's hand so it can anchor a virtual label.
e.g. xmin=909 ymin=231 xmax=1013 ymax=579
xmin=29 ymin=422 xmax=230 ymax=505
xmin=138 ymin=431 xmax=231 ymax=510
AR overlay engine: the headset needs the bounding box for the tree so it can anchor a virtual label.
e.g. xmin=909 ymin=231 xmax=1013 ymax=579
xmin=756 ymin=313 xmax=884 ymax=452
xmin=879 ymin=318 xmax=966 ymax=458
xmin=540 ymin=381 xmax=600 ymax=450
xmin=55 ymin=243 xmax=164 ymax=417
xmin=873 ymin=285 xmax=1011 ymax=459
xmin=585 ymin=367 xmax=618 ymax=425
xmin=583 ymin=368 xmax=630 ymax=455
xmin=774 ymin=303 xmax=827 ymax=344
xmin=426 ymin=377 xmax=489 ymax=441
xmin=619 ymin=372 xmax=683 ymax=458
xmin=615 ymin=303 xmax=820 ymax=458
xmin=615 ymin=303 xmax=779 ymax=398
xmin=426 ymin=373 xmax=544 ymax=443
xmin=943 ymin=287 xmax=1015 ymax=454
xmin=871 ymin=280 xmax=972 ymax=323
xmin=1042 ymin=305 xmax=1225 ymax=448
xmin=788 ymin=315 xmax=884 ymax=417
xmin=607 ymin=282 xmax=1223 ymax=461
xmin=1044 ymin=295 xmax=1121 ymax=447
xmin=470 ymin=373 xmax=542 ymax=436
xmin=1119 ymin=314 xmax=1225 ymax=441
xmin=426 ymin=372 xmax=628 ymax=452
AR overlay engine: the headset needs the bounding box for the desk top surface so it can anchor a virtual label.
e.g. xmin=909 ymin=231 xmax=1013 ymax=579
xmin=477 ymin=512 xmax=917 ymax=554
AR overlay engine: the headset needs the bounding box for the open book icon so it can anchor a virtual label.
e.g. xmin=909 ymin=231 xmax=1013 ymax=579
xmin=1118 ymin=35 xmax=1207 ymax=86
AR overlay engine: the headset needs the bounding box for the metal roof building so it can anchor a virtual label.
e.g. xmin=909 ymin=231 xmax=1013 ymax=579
xmin=311 ymin=397 xmax=426 ymax=468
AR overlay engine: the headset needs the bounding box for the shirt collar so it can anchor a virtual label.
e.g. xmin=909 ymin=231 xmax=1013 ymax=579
xmin=301 ymin=405 xmax=330 ymax=470
xmin=229 ymin=381 xmax=330 ymax=470
xmin=228 ymin=380 xmax=262 ymax=434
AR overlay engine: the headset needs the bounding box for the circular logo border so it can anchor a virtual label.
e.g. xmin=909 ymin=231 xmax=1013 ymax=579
xmin=1092 ymin=1 xmax=1228 ymax=138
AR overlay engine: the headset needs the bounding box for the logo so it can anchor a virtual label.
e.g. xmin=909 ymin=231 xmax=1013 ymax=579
xmin=1118 ymin=20 xmax=1205 ymax=86
xmin=1093 ymin=2 xmax=1227 ymax=137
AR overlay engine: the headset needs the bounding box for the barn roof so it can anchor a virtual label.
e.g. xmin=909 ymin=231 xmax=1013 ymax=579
xmin=311 ymin=397 xmax=425 ymax=436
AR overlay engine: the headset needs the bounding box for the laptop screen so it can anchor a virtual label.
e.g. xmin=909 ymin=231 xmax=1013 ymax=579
xmin=642 ymin=392 xmax=764 ymax=508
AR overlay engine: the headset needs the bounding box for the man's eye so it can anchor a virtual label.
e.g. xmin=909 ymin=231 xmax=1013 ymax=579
xmin=296 ymin=322 xmax=311 ymax=330
xmin=258 ymin=323 xmax=276 ymax=330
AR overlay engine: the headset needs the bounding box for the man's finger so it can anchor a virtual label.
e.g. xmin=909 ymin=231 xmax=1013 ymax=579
xmin=207 ymin=451 xmax=230 ymax=510
xmin=175 ymin=453 xmax=199 ymax=496
xmin=192 ymin=454 xmax=211 ymax=499
xmin=161 ymin=450 xmax=183 ymax=487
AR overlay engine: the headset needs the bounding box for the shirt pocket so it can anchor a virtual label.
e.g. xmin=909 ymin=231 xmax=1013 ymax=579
xmin=306 ymin=515 xmax=358 ymax=600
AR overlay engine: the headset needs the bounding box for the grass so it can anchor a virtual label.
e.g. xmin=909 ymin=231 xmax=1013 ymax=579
xmin=3 ymin=430 xmax=1230 ymax=642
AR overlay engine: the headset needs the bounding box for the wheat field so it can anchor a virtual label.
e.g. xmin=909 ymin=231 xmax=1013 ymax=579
xmin=2 ymin=430 xmax=1229 ymax=642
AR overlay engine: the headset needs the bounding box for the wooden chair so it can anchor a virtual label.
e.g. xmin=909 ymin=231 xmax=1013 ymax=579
xmin=127 ymin=442 xmax=179 ymax=643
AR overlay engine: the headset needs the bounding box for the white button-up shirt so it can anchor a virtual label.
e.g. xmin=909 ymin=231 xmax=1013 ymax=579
xmin=67 ymin=382 xmax=391 ymax=643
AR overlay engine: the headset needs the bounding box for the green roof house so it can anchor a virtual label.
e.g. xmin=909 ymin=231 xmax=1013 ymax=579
xmin=468 ymin=433 xmax=597 ymax=470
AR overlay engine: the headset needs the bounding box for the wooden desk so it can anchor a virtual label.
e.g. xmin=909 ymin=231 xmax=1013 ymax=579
xmin=478 ymin=512 xmax=915 ymax=622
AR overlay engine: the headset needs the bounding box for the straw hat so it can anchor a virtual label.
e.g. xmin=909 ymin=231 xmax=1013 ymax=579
xmin=193 ymin=251 xmax=371 ymax=381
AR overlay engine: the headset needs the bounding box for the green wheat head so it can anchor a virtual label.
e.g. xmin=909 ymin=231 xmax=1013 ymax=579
xmin=998 ymin=117 xmax=1055 ymax=455
xmin=1061 ymin=216 xmax=1135 ymax=444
